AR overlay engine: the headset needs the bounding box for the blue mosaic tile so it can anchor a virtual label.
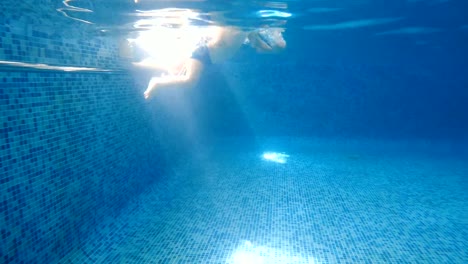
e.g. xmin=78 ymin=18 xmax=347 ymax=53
xmin=0 ymin=70 xmax=166 ymax=263
xmin=59 ymin=138 xmax=468 ymax=263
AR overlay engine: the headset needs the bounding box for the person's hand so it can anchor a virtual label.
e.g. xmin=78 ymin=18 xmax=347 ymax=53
xmin=144 ymin=78 xmax=158 ymax=99
xmin=144 ymin=89 xmax=151 ymax=99
xmin=248 ymin=28 xmax=286 ymax=52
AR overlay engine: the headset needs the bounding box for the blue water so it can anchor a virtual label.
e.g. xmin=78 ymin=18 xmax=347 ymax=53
xmin=1 ymin=0 xmax=467 ymax=263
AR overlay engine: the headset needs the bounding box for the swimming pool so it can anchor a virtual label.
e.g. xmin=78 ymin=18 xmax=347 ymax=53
xmin=1 ymin=1 xmax=467 ymax=263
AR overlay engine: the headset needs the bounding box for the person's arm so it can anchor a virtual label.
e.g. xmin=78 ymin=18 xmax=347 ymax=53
xmin=144 ymin=58 xmax=204 ymax=99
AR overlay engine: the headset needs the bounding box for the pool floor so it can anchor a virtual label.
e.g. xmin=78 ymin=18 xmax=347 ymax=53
xmin=60 ymin=138 xmax=467 ymax=263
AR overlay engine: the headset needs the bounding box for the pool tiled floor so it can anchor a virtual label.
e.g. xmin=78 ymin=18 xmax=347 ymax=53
xmin=60 ymin=138 xmax=468 ymax=263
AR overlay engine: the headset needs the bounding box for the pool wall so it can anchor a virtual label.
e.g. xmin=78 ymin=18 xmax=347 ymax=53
xmin=194 ymin=61 xmax=468 ymax=141
xmin=0 ymin=8 xmax=173 ymax=263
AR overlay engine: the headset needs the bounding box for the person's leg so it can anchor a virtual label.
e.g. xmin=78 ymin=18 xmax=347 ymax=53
xmin=144 ymin=59 xmax=204 ymax=99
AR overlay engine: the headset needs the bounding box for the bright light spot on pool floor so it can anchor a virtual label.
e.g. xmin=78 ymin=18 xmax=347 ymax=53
xmin=262 ymin=152 xmax=289 ymax=164
xmin=227 ymin=240 xmax=320 ymax=264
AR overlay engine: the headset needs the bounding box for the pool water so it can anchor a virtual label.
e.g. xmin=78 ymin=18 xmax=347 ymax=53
xmin=1 ymin=0 xmax=467 ymax=263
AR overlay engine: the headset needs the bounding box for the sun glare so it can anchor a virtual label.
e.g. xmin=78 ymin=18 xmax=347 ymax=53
xmin=129 ymin=8 xmax=213 ymax=71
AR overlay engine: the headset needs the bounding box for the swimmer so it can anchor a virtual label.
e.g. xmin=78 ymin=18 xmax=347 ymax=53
xmin=137 ymin=26 xmax=287 ymax=99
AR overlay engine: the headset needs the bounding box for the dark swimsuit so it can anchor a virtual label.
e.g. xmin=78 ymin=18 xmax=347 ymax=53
xmin=191 ymin=45 xmax=212 ymax=65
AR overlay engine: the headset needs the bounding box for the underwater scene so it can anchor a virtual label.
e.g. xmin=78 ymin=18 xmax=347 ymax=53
xmin=0 ymin=0 xmax=467 ymax=263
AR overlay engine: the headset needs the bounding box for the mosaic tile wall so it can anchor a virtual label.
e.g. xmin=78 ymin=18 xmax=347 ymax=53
xmin=0 ymin=4 xmax=170 ymax=262
xmin=0 ymin=70 xmax=168 ymax=264
xmin=0 ymin=0 xmax=122 ymax=69
xmin=194 ymin=61 xmax=468 ymax=140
